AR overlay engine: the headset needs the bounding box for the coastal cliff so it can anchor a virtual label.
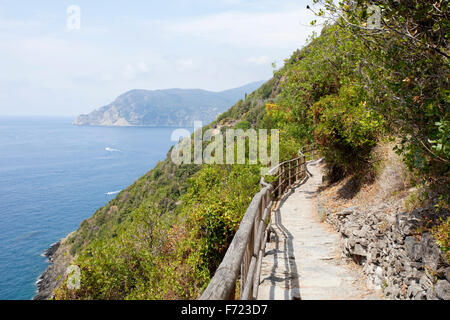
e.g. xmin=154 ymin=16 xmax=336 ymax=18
xmin=34 ymin=234 xmax=74 ymax=300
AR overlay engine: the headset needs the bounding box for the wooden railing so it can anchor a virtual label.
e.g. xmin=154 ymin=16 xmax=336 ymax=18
xmin=200 ymin=144 xmax=317 ymax=300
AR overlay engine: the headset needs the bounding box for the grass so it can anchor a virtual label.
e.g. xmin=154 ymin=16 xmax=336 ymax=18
xmin=431 ymin=217 xmax=450 ymax=263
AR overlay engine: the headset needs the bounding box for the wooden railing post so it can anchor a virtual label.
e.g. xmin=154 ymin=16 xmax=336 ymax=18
xmin=303 ymin=155 xmax=307 ymax=176
xmin=288 ymin=161 xmax=292 ymax=188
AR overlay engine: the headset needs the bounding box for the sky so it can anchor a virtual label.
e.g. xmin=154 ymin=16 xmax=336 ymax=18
xmin=0 ymin=0 xmax=322 ymax=116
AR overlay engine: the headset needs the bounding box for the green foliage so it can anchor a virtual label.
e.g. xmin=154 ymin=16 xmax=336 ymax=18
xmin=55 ymin=203 xmax=170 ymax=299
xmin=431 ymin=217 xmax=450 ymax=263
xmin=180 ymin=165 xmax=261 ymax=276
xmin=312 ymin=0 xmax=449 ymax=179
xmin=313 ymin=85 xmax=384 ymax=171
xmin=65 ymin=159 xmax=201 ymax=257
xmin=217 ymin=77 xmax=281 ymax=128
xmin=55 ymin=77 xmax=277 ymax=300
xmin=56 ymin=2 xmax=449 ymax=300
xmin=234 ymin=120 xmax=251 ymax=130
xmin=56 ymin=164 xmax=262 ymax=300
xmin=259 ymin=24 xmax=385 ymax=172
xmin=429 ymin=119 xmax=450 ymax=162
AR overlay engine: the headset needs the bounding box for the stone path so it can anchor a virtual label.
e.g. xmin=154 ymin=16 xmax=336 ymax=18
xmin=257 ymin=159 xmax=380 ymax=300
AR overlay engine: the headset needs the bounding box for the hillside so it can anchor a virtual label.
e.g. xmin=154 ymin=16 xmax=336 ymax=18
xmin=36 ymin=76 xmax=283 ymax=300
xmin=73 ymin=81 xmax=265 ymax=127
xmin=38 ymin=1 xmax=448 ymax=300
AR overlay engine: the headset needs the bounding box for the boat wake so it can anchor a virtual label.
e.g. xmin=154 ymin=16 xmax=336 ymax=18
xmin=106 ymin=190 xmax=121 ymax=196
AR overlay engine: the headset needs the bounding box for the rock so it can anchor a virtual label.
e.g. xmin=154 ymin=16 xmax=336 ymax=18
xmin=412 ymin=268 xmax=424 ymax=279
xmin=395 ymin=234 xmax=405 ymax=245
xmin=390 ymin=286 xmax=401 ymax=299
xmin=367 ymin=248 xmax=378 ymax=264
xmin=434 ymin=280 xmax=450 ymax=300
xmin=343 ymin=221 xmax=359 ymax=230
xmin=396 ymin=212 xmax=421 ymax=236
xmin=337 ymin=207 xmax=355 ymax=218
xmin=43 ymin=241 xmax=61 ymax=262
xmin=366 ymin=276 xmax=377 ymax=290
xmin=410 ymin=261 xmax=423 ymax=270
xmin=375 ymin=266 xmax=383 ymax=278
xmin=407 ymin=282 xmax=422 ymax=298
xmin=384 ymin=285 xmax=393 ymax=297
xmin=387 ymin=266 xmax=395 ymax=278
xmin=394 ymin=260 xmax=403 ymax=273
xmin=363 ymin=263 xmax=373 ymax=275
xmin=342 ymin=237 xmax=349 ymax=249
xmin=426 ymin=289 xmax=438 ymax=300
xmin=319 ymin=189 xmax=450 ymax=301
xmin=419 ymin=274 xmax=433 ymax=290
xmin=413 ymin=291 xmax=426 ymax=300
xmin=374 ymin=211 xmax=385 ymax=222
xmin=372 ymin=275 xmax=383 ymax=288
xmin=435 ymin=267 xmax=448 ymax=279
xmin=384 ymin=283 xmax=400 ymax=299
xmin=369 ymin=216 xmax=379 ymax=226
xmin=353 ymin=243 xmax=368 ymax=257
xmin=341 ymin=226 xmax=354 ymax=238
xmin=356 ymin=237 xmax=369 ymax=246
xmin=348 ymin=237 xmax=356 ymax=247
xmin=34 ymin=233 xmax=75 ymax=300
xmin=405 ymin=236 xmax=423 ymax=261
xmin=354 ymin=225 xmax=371 ymax=238
xmin=376 ymin=239 xmax=387 ymax=250
xmin=386 ymin=214 xmax=396 ymax=225
xmin=396 ymin=248 xmax=408 ymax=260
xmin=421 ymin=233 xmax=442 ymax=272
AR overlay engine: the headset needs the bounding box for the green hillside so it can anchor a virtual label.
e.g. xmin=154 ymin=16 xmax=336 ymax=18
xmin=55 ymin=1 xmax=448 ymax=300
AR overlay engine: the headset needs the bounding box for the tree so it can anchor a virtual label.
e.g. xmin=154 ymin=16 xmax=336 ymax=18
xmin=309 ymin=0 xmax=449 ymax=180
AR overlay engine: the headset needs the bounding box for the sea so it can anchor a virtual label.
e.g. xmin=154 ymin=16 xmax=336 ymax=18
xmin=0 ymin=116 xmax=182 ymax=299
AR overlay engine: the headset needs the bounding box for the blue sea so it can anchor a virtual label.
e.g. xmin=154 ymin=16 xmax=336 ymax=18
xmin=0 ymin=117 xmax=181 ymax=300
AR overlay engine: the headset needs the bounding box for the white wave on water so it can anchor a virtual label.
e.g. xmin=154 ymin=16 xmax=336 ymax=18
xmin=106 ymin=190 xmax=121 ymax=196
xmin=105 ymin=147 xmax=121 ymax=152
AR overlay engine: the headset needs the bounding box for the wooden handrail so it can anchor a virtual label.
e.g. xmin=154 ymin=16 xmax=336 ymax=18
xmin=200 ymin=144 xmax=317 ymax=300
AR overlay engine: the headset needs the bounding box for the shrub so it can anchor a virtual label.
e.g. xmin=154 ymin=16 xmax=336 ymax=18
xmin=313 ymin=85 xmax=384 ymax=172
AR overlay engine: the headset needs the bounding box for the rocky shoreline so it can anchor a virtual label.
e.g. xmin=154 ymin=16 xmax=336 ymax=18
xmin=34 ymin=234 xmax=74 ymax=300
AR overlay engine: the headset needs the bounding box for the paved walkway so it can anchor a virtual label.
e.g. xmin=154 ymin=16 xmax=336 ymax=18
xmin=257 ymin=159 xmax=379 ymax=300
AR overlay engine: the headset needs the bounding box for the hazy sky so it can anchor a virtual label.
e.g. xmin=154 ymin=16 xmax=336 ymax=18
xmin=0 ymin=0 xmax=321 ymax=116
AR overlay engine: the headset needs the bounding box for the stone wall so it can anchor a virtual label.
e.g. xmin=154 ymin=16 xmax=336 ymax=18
xmin=318 ymin=199 xmax=449 ymax=300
